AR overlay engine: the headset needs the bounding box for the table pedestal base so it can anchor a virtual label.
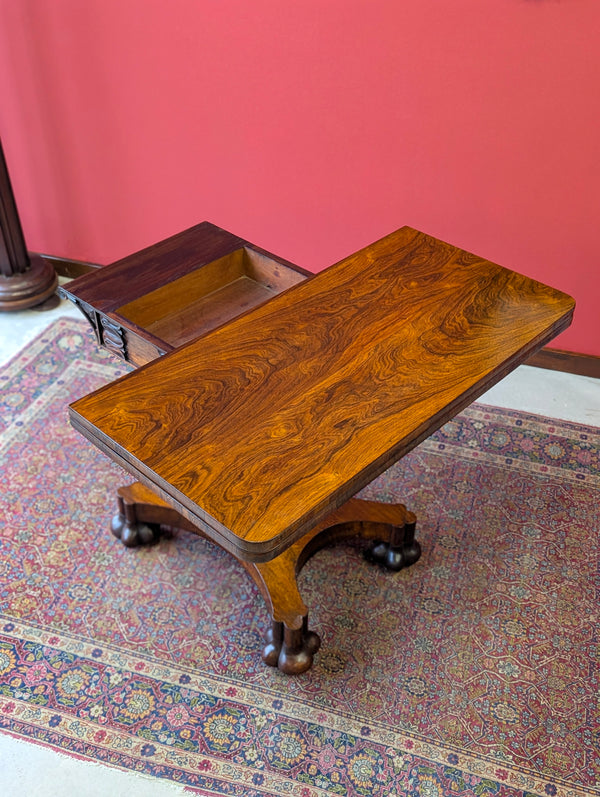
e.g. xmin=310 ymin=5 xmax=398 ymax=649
xmin=111 ymin=483 xmax=420 ymax=674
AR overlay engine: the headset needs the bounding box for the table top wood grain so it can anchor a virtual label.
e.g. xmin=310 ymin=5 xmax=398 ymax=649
xmin=70 ymin=227 xmax=574 ymax=561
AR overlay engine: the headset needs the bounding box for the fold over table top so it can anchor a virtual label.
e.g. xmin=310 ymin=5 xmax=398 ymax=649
xmin=70 ymin=227 xmax=574 ymax=561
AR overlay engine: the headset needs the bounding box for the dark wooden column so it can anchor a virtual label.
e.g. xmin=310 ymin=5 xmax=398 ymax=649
xmin=0 ymin=137 xmax=57 ymax=310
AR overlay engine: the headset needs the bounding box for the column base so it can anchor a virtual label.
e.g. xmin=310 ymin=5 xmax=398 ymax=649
xmin=0 ymin=255 xmax=58 ymax=311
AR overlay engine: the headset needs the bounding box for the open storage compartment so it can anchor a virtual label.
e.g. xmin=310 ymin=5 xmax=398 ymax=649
xmin=60 ymin=222 xmax=310 ymax=367
xmin=116 ymin=246 xmax=306 ymax=348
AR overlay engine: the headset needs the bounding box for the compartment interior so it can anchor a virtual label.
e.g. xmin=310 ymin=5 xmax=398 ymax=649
xmin=116 ymin=247 xmax=306 ymax=348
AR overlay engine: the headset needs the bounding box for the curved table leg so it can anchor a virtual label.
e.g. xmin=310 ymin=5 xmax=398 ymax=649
xmin=243 ymin=497 xmax=419 ymax=674
xmin=110 ymin=486 xmax=419 ymax=674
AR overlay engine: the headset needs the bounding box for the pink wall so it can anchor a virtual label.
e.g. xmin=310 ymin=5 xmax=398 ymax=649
xmin=1 ymin=0 xmax=598 ymax=354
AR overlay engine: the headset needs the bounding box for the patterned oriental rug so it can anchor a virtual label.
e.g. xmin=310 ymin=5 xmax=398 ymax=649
xmin=0 ymin=318 xmax=598 ymax=797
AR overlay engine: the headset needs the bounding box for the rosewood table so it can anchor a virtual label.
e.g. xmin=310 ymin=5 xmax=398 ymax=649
xmin=67 ymin=225 xmax=574 ymax=673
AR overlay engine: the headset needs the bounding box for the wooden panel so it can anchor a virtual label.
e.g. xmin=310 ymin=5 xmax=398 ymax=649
xmin=244 ymin=248 xmax=308 ymax=292
xmin=61 ymin=222 xmax=249 ymax=313
xmin=70 ymin=227 xmax=575 ymax=561
xmin=117 ymin=248 xmax=247 ymax=329
xmin=123 ymin=330 xmax=167 ymax=367
xmin=144 ymin=277 xmax=277 ymax=348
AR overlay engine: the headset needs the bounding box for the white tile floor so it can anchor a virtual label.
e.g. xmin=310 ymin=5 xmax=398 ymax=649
xmin=0 ymin=286 xmax=599 ymax=796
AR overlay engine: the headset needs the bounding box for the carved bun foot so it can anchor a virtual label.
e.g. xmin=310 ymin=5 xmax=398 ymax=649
xmin=110 ymin=513 xmax=161 ymax=547
xmin=262 ymin=623 xmax=283 ymax=668
xmin=109 ymin=483 xmax=202 ymax=548
xmin=366 ymin=540 xmax=404 ymax=570
xmin=365 ymin=516 xmax=421 ymax=571
xmin=262 ymin=618 xmax=321 ymax=675
xmin=366 ymin=539 xmax=422 ymax=570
